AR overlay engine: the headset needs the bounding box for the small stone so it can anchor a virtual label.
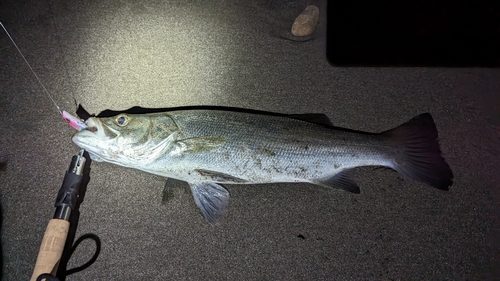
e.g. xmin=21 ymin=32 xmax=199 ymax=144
xmin=291 ymin=5 xmax=320 ymax=37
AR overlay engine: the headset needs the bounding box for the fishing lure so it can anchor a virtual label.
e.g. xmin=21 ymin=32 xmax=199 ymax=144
xmin=62 ymin=111 xmax=88 ymax=131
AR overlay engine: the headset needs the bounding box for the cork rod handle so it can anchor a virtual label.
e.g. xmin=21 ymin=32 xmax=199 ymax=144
xmin=30 ymin=219 xmax=70 ymax=281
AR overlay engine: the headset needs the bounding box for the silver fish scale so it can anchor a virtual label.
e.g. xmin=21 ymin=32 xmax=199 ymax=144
xmin=148 ymin=110 xmax=393 ymax=184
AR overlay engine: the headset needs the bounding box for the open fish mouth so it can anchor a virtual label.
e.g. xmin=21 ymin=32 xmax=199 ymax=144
xmin=72 ymin=118 xmax=105 ymax=147
xmin=72 ymin=117 xmax=116 ymax=162
xmin=85 ymin=118 xmax=99 ymax=132
xmin=73 ymin=117 xmax=122 ymax=147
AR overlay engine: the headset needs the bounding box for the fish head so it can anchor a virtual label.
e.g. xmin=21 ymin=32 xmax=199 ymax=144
xmin=72 ymin=113 xmax=179 ymax=166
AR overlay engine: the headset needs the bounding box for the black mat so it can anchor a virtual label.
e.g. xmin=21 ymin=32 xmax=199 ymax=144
xmin=327 ymin=0 xmax=500 ymax=67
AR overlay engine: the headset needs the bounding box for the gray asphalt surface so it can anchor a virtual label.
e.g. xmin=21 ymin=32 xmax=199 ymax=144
xmin=1 ymin=0 xmax=499 ymax=280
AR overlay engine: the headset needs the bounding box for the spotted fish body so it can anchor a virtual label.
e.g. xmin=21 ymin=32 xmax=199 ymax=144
xmin=72 ymin=109 xmax=453 ymax=223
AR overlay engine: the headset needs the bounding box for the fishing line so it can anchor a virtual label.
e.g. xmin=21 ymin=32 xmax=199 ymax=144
xmin=1 ymin=21 xmax=87 ymax=130
xmin=1 ymin=21 xmax=62 ymax=115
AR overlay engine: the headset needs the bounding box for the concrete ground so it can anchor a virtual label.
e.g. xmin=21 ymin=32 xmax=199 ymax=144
xmin=0 ymin=0 xmax=499 ymax=280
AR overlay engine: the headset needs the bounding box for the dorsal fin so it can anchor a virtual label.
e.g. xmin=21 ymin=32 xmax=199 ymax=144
xmin=289 ymin=113 xmax=333 ymax=127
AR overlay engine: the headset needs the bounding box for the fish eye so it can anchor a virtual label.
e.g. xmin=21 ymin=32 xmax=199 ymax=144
xmin=115 ymin=115 xmax=129 ymax=126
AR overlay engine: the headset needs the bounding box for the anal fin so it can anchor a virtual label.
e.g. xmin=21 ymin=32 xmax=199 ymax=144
xmin=315 ymin=169 xmax=360 ymax=194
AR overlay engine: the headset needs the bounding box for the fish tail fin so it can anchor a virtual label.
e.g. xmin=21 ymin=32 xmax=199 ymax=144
xmin=382 ymin=113 xmax=453 ymax=190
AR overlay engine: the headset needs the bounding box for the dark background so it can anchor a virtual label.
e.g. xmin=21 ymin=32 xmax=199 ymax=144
xmin=327 ymin=0 xmax=500 ymax=66
xmin=0 ymin=0 xmax=499 ymax=280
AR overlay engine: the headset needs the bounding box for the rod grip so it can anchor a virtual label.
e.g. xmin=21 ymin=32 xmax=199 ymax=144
xmin=30 ymin=219 xmax=70 ymax=281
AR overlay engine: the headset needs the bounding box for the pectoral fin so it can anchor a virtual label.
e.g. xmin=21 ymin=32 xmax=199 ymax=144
xmin=189 ymin=182 xmax=230 ymax=224
xmin=195 ymin=169 xmax=247 ymax=183
xmin=176 ymin=136 xmax=225 ymax=154
xmin=315 ymin=169 xmax=360 ymax=194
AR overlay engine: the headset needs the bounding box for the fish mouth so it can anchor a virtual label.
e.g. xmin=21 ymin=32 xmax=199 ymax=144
xmin=71 ymin=117 xmax=114 ymax=148
xmin=85 ymin=118 xmax=99 ymax=132
xmin=72 ymin=118 xmax=99 ymax=147
xmin=82 ymin=117 xmax=102 ymax=133
xmin=86 ymin=125 xmax=98 ymax=132
xmin=72 ymin=117 xmax=121 ymax=162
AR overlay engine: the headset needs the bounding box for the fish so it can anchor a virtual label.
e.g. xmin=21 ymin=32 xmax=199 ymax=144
xmin=72 ymin=107 xmax=453 ymax=223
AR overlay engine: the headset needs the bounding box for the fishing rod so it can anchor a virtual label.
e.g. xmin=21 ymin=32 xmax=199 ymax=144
xmin=31 ymin=149 xmax=100 ymax=281
xmin=1 ymin=21 xmax=100 ymax=280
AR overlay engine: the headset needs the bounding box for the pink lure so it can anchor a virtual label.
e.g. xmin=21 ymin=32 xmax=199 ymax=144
xmin=62 ymin=111 xmax=87 ymax=131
